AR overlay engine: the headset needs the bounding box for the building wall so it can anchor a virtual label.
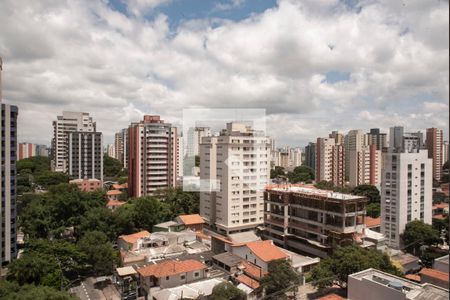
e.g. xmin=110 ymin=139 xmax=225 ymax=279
xmin=349 ymin=145 xmax=381 ymax=187
xmin=305 ymin=142 xmax=316 ymax=171
xmin=426 ymin=128 xmax=443 ymax=181
xmin=1 ymin=104 xmax=18 ymax=265
xmin=381 ymin=150 xmax=432 ymax=249
xmin=18 ymin=143 xmax=36 ymax=160
xmin=230 ymin=245 xmax=269 ymax=271
xmin=348 ymin=275 xmax=409 ymax=300
xmin=344 ymin=130 xmax=368 ymax=180
xmin=68 ymin=132 xmax=103 ymax=181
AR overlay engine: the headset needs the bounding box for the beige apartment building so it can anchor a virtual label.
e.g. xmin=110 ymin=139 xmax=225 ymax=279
xmin=316 ymin=137 xmax=345 ymax=186
xmin=426 ymin=128 xmax=444 ymax=181
xmin=200 ymin=123 xmax=271 ymax=235
xmin=349 ymin=144 xmax=382 ymax=187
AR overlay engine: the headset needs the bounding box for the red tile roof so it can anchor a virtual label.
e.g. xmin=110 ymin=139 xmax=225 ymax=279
xmin=433 ymin=203 xmax=449 ymax=210
xmin=244 ymin=240 xmax=288 ymax=263
xmin=107 ymin=200 xmax=126 ymax=207
xmin=316 ymin=294 xmax=346 ymax=300
xmin=236 ymin=274 xmax=260 ymax=289
xmin=365 ymin=217 xmax=381 ymax=228
xmin=137 ymin=260 xmax=207 ymax=278
xmin=107 ymin=190 xmax=123 ymax=196
xmin=178 ymin=214 xmax=205 ymax=225
xmin=405 ymin=274 xmax=421 ymax=282
xmin=432 ymin=214 xmax=447 ymax=220
xmin=119 ymin=231 xmax=151 ymax=244
xmin=420 ymin=268 xmax=449 ymax=283
xmin=239 ymin=260 xmax=268 ymax=279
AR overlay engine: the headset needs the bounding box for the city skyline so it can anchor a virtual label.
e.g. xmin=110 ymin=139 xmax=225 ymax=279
xmin=0 ymin=0 xmax=448 ymax=146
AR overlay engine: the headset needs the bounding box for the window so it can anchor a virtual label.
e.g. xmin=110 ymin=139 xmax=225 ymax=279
xmin=180 ymin=275 xmax=186 ymax=281
xmin=194 ymin=272 xmax=200 ymax=278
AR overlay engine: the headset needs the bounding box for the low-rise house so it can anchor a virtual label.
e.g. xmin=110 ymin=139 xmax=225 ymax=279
xmin=365 ymin=217 xmax=381 ymax=232
xmin=137 ymin=259 xmax=208 ymax=290
xmin=348 ymin=268 xmax=448 ymax=300
xmin=391 ymin=253 xmax=421 ymax=274
xmin=118 ymin=231 xmax=152 ymax=252
xmin=107 ymin=189 xmax=123 ymax=201
xmin=107 ymin=199 xmax=126 ymax=211
xmin=153 ymin=221 xmax=185 ymax=233
xmin=419 ymin=268 xmax=449 ymax=289
xmin=175 ymin=214 xmax=205 ymax=232
xmin=151 ymin=278 xmax=224 ymax=300
xmin=70 ymin=178 xmax=102 ymax=192
xmin=230 ymin=240 xmax=289 ymax=271
xmin=113 ymin=266 xmax=139 ymax=300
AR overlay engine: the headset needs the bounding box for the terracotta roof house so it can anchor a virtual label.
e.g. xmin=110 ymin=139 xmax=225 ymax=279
xmin=118 ymin=231 xmax=151 ymax=251
xmin=107 ymin=189 xmax=123 ymax=201
xmin=419 ymin=268 xmax=449 ymax=289
xmin=231 ymin=240 xmax=289 ymax=271
xmin=364 ymin=217 xmax=381 ymax=231
xmin=175 ymin=214 xmax=205 ymax=232
xmin=138 ymin=259 xmax=208 ymax=289
xmin=107 ymin=199 xmax=126 ymax=211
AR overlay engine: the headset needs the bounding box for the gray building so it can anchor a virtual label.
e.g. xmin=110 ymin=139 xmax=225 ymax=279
xmin=304 ymin=142 xmax=316 ymax=170
xmin=368 ymin=128 xmax=388 ymax=151
xmin=68 ymin=132 xmax=103 ymax=182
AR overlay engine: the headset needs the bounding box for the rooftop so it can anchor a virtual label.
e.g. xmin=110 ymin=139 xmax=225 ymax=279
xmin=419 ymin=268 xmax=449 ymax=283
xmin=107 ymin=200 xmax=126 ymax=207
xmin=242 ymin=240 xmax=288 ymax=263
xmin=107 ymin=190 xmax=122 ymax=196
xmin=349 ymin=268 xmax=449 ymax=300
xmin=213 ymin=252 xmax=243 ymax=268
xmin=154 ymin=221 xmax=181 ymax=229
xmin=239 ymin=260 xmax=267 ymax=279
xmin=177 ymin=214 xmax=205 ymax=225
xmin=152 ymin=278 xmax=223 ymax=300
xmin=137 ymin=259 xmax=207 ymax=278
xmin=365 ymin=217 xmax=381 ymax=228
xmin=119 ymin=230 xmax=151 ymax=244
xmin=268 ymin=185 xmax=364 ymax=201
xmin=116 ymin=266 xmax=137 ymax=277
xmin=434 ymin=255 xmax=449 ymax=265
xmin=236 ymin=274 xmax=260 ymax=289
xmin=316 ymin=294 xmax=346 ymax=300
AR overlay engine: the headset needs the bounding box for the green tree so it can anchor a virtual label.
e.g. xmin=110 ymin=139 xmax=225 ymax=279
xmin=103 ymin=155 xmax=123 ymax=178
xmin=17 ymin=156 xmax=51 ymax=175
xmin=77 ymin=207 xmax=116 ymax=241
xmin=261 ymin=259 xmax=301 ymax=296
xmin=351 ymin=184 xmax=380 ymax=204
xmin=113 ymin=203 xmax=137 ymax=236
xmin=366 ymin=202 xmax=381 ymax=218
xmin=35 ymin=171 xmax=70 ymax=188
xmin=314 ymin=181 xmax=352 ymax=193
xmin=133 ymin=197 xmax=171 ymax=230
xmin=287 ymin=165 xmax=314 ymax=183
xmin=271 ymin=166 xmax=286 ymax=179
xmin=310 ymin=246 xmax=401 ymax=289
xmin=210 ymin=282 xmax=246 ymax=300
xmin=0 ymin=281 xmax=76 ymax=300
xmin=77 ymin=231 xmax=117 ymax=275
xmin=402 ymin=220 xmax=441 ymax=254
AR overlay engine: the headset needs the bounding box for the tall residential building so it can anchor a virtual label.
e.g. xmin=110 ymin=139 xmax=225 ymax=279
xmin=305 ymin=142 xmax=316 ymax=170
xmin=381 ymin=127 xmax=432 ymax=249
xmin=18 ymin=143 xmax=36 ymax=160
xmin=443 ymin=141 xmax=449 ymax=166
xmin=349 ymin=144 xmax=381 ymax=187
xmin=36 ymin=145 xmax=49 ymax=157
xmin=390 ymin=126 xmax=424 ymax=153
xmin=344 ymin=130 xmax=369 ymax=179
xmin=68 ymin=132 xmax=103 ymax=181
xmin=106 ymin=144 xmax=115 ymax=158
xmin=367 ymin=128 xmax=388 ymax=151
xmin=114 ymin=128 xmax=128 ymax=168
xmin=426 ymin=128 xmax=444 ymax=181
xmin=1 ymin=58 xmax=19 ymax=266
xmin=52 ymin=112 xmax=96 ymax=173
xmin=200 ymin=123 xmax=270 ymax=235
xmin=316 ymin=137 xmax=345 ymax=186
xmin=177 ymin=135 xmax=184 ymax=179
xmin=128 ymin=116 xmax=178 ymax=198
xmin=187 ymin=127 xmax=211 ymax=157
xmin=329 ymin=131 xmax=344 ymax=145
xmin=263 ymin=185 xmax=367 ymax=258
xmin=289 ymin=147 xmax=302 ymax=168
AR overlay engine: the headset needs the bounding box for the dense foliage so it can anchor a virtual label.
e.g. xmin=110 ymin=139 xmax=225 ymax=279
xmin=261 ymin=259 xmax=301 ymax=296
xmin=0 ymin=281 xmax=76 ymax=300
xmin=210 ymin=282 xmax=246 ymax=300
xmin=402 ymin=220 xmax=441 ymax=254
xmin=103 ymin=155 xmax=124 ymax=178
xmin=314 ymin=181 xmax=352 ymax=193
xmin=310 ymin=246 xmax=401 ymax=289
xmin=17 ymin=156 xmax=53 ymax=193
xmin=270 ymin=166 xmax=286 ymax=179
xmin=287 ymin=165 xmax=315 ymax=183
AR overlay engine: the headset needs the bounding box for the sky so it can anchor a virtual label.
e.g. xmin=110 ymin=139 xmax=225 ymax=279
xmin=0 ymin=0 xmax=448 ymax=147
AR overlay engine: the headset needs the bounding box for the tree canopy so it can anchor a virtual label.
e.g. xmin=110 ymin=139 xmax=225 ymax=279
xmin=270 ymin=166 xmax=286 ymax=179
xmin=351 ymin=184 xmax=380 ymax=203
xmin=402 ymin=220 xmax=441 ymax=253
xmin=0 ymin=281 xmax=76 ymax=300
xmin=261 ymin=259 xmax=301 ymax=296
xmin=310 ymin=246 xmax=401 ymax=290
xmin=287 ymin=165 xmax=314 ymax=183
xmin=103 ymin=155 xmax=124 ymax=178
xmin=314 ymin=181 xmax=352 ymax=193
xmin=35 ymin=171 xmax=71 ymax=189
xmin=210 ymin=282 xmax=246 ymax=300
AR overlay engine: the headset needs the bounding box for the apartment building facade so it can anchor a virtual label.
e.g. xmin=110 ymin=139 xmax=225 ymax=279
xmin=426 ymin=128 xmax=444 ymax=181
xmin=367 ymin=128 xmax=388 ymax=151
xmin=68 ymin=132 xmax=103 ymax=181
xmin=263 ymin=185 xmax=367 ymax=258
xmin=0 ymin=58 xmax=19 ymax=266
xmin=349 ymin=144 xmax=382 ymax=187
xmin=52 ymin=112 xmax=96 ymax=173
xmin=344 ymin=130 xmax=369 ymax=179
xmin=114 ymin=128 xmax=128 ymax=168
xmin=187 ymin=127 xmax=211 ymax=157
xmin=316 ymin=137 xmax=345 ymax=186
xmin=305 ymin=142 xmax=316 ymax=171
xmin=127 ymin=116 xmax=178 ymax=198
xmin=200 ymin=123 xmax=271 ymax=235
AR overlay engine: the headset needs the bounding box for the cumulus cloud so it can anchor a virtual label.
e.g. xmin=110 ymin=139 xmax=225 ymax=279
xmin=0 ymin=0 xmax=448 ymax=146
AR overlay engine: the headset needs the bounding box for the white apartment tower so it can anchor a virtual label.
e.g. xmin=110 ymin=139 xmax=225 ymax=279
xmin=344 ymin=130 xmax=369 ymax=179
xmin=200 ymin=123 xmax=270 ymax=235
xmin=52 ymin=112 xmax=96 ymax=173
xmin=114 ymin=128 xmax=128 ymax=169
xmin=381 ymin=127 xmax=432 ymax=249
xmin=187 ymin=127 xmax=211 ymax=157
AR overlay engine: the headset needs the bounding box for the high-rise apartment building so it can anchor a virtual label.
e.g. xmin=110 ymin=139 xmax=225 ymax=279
xmin=329 ymin=131 xmax=344 ymax=145
xmin=128 ymin=116 xmax=178 ymax=198
xmin=367 ymin=128 xmax=388 ymax=151
xmin=177 ymin=135 xmax=184 ymax=179
xmin=344 ymin=130 xmax=369 ymax=179
xmin=18 ymin=143 xmax=36 ymax=160
xmin=114 ymin=128 xmax=128 ymax=168
xmin=443 ymin=141 xmax=449 ymax=166
xmin=389 ymin=127 xmax=424 ymax=154
xmin=305 ymin=142 xmax=316 ymax=171
xmin=426 ymin=128 xmax=444 ymax=181
xmin=187 ymin=127 xmax=211 ymax=157
xmin=200 ymin=123 xmax=270 ymax=235
xmin=381 ymin=127 xmax=432 ymax=249
xmin=106 ymin=144 xmax=115 ymax=159
xmin=68 ymin=132 xmax=103 ymax=181
xmin=316 ymin=138 xmax=345 ymax=186
xmin=52 ymin=112 xmax=96 ymax=173
xmin=1 ymin=58 xmax=19 ymax=266
xmin=349 ymin=144 xmax=381 ymax=187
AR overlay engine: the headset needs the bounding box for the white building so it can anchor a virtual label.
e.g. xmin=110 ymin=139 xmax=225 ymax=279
xmin=348 ymin=268 xmax=448 ymax=300
xmin=187 ymin=127 xmax=211 ymax=157
xmin=106 ymin=144 xmax=115 ymax=158
xmin=345 ymin=130 xmax=369 ymax=179
xmin=52 ymin=112 xmax=96 ymax=172
xmin=114 ymin=128 xmax=128 ymax=168
xmin=381 ymin=148 xmax=432 ymax=249
xmin=200 ymin=123 xmax=270 ymax=234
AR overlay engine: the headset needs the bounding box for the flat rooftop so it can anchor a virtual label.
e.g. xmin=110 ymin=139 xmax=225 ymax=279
xmin=350 ymin=268 xmax=449 ymax=300
xmin=434 ymin=254 xmax=449 ymax=265
xmin=269 ymin=185 xmax=363 ymax=201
